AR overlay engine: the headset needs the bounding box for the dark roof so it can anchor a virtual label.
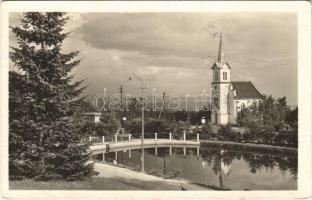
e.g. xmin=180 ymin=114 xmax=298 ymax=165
xmin=231 ymin=81 xmax=263 ymax=99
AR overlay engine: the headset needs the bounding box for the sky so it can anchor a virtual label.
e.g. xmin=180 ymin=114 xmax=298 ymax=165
xmin=9 ymin=12 xmax=298 ymax=106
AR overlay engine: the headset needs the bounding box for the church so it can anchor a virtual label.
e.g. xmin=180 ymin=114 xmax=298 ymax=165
xmin=210 ymin=33 xmax=263 ymax=125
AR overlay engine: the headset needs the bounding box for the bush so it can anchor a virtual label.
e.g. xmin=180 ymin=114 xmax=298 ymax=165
xmin=125 ymin=119 xmax=173 ymax=135
xmin=81 ymin=120 xmax=120 ymax=137
xmin=218 ymin=124 xmax=233 ymax=140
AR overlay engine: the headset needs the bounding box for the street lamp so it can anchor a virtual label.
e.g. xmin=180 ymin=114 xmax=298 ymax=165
xmin=122 ymin=117 xmax=127 ymax=128
xmin=201 ymin=117 xmax=206 ymax=124
xmin=128 ymin=73 xmax=145 ymax=173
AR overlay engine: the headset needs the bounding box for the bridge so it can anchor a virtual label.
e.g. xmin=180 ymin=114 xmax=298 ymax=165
xmin=88 ymin=132 xmax=200 ymax=154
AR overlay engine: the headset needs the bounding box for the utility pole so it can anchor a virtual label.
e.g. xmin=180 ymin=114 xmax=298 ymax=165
xmin=209 ymin=86 xmax=212 ymax=111
xmin=128 ymin=74 xmax=146 ymax=173
xmin=158 ymin=91 xmax=166 ymax=120
xmin=163 ymin=92 xmax=166 ymax=120
xmin=141 ymin=85 xmax=145 ymax=173
xmin=119 ymin=85 xmax=123 ymax=111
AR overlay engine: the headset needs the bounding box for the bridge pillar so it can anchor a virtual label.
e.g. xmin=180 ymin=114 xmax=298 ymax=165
xmin=197 ymin=133 xmax=199 ymax=142
xmin=169 ymin=132 xmax=172 ymax=140
xmin=169 ymin=146 xmax=172 ymax=155
xmin=197 ymin=146 xmax=200 ymax=157
xmin=155 ymin=133 xmax=158 ymax=141
xmin=102 ymin=136 xmax=105 ymax=144
xmin=183 ymin=131 xmax=186 ymax=141
xmin=155 ymin=147 xmax=158 ymax=156
xmin=128 ymin=149 xmax=131 ymax=158
xmin=89 ymin=137 xmax=92 ymax=143
xmin=115 ymin=151 xmax=118 ymax=162
xmin=128 ymin=134 xmax=131 ymax=142
xmin=102 ymin=152 xmax=105 ymax=161
xmin=183 ymin=147 xmax=186 ymax=156
xmin=115 ymin=134 xmax=118 ymax=143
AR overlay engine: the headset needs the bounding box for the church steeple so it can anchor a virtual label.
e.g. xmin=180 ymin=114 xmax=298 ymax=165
xmin=217 ymin=32 xmax=224 ymax=64
xmin=210 ymin=32 xmax=233 ymax=125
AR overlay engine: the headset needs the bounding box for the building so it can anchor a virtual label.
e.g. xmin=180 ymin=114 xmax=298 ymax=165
xmin=211 ymin=33 xmax=263 ymax=125
xmin=82 ymin=112 xmax=102 ymax=123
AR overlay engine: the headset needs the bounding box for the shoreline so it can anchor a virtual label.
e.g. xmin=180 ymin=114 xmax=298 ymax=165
xmin=200 ymin=139 xmax=297 ymax=152
xmin=94 ymin=162 xmax=212 ymax=190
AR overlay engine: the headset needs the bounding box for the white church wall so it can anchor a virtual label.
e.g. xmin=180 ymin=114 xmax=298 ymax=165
xmin=219 ymin=84 xmax=230 ymax=115
xmin=220 ymin=65 xmax=231 ymax=82
xmin=228 ymin=90 xmax=236 ymax=124
xmin=219 ymin=113 xmax=229 ymax=125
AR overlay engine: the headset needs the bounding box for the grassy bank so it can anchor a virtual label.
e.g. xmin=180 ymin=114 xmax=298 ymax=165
xmin=9 ymin=177 xmax=179 ymax=190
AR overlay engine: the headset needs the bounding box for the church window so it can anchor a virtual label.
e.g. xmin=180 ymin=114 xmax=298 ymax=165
xmin=214 ymin=72 xmax=219 ymax=81
xmin=223 ymin=72 xmax=227 ymax=80
xmin=214 ymin=85 xmax=217 ymax=90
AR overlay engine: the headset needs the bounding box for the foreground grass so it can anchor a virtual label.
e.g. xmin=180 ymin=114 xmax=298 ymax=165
xmin=10 ymin=177 xmax=180 ymax=190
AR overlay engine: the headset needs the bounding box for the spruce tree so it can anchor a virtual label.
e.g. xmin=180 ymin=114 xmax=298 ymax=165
xmin=9 ymin=12 xmax=96 ymax=180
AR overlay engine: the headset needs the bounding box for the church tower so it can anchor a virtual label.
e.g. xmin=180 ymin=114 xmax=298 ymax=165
xmin=211 ymin=33 xmax=231 ymax=125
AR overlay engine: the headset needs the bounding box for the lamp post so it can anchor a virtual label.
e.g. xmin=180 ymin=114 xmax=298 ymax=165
xmin=122 ymin=116 xmax=127 ymax=128
xmin=128 ymin=73 xmax=145 ymax=173
xmin=201 ymin=117 xmax=206 ymax=141
xmin=201 ymin=117 xmax=206 ymax=124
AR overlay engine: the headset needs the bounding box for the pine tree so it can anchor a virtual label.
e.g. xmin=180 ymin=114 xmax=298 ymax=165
xmin=9 ymin=12 xmax=96 ymax=180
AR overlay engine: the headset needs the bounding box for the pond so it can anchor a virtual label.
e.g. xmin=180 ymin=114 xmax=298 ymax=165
xmin=92 ymin=143 xmax=297 ymax=190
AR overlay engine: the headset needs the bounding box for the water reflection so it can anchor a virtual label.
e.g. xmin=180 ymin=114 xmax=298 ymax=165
xmin=93 ymin=144 xmax=297 ymax=190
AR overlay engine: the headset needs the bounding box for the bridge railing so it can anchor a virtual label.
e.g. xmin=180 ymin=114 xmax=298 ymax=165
xmin=87 ymin=135 xmax=114 ymax=145
xmin=130 ymin=132 xmax=171 ymax=140
xmin=86 ymin=132 xmax=200 ymax=146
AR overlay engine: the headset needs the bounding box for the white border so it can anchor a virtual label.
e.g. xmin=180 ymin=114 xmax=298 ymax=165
xmin=0 ymin=1 xmax=311 ymax=199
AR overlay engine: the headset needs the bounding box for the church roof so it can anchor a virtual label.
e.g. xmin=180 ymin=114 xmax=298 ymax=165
xmin=231 ymin=81 xmax=263 ymax=99
xmin=211 ymin=62 xmax=231 ymax=69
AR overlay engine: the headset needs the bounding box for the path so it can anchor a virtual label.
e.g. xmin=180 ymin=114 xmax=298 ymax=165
xmin=94 ymin=162 xmax=210 ymax=190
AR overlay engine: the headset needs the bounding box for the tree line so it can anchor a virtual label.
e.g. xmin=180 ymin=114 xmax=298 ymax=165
xmin=235 ymin=96 xmax=298 ymax=147
xmin=80 ymin=95 xmax=298 ymax=148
